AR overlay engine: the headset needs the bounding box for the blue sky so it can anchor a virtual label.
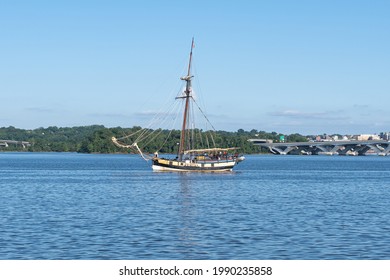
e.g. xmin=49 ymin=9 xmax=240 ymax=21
xmin=0 ymin=0 xmax=389 ymax=135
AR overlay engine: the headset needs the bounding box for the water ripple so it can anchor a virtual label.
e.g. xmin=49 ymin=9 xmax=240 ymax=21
xmin=1 ymin=153 xmax=390 ymax=259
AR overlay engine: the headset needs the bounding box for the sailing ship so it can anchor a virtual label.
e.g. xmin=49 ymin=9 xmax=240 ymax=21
xmin=112 ymin=38 xmax=245 ymax=171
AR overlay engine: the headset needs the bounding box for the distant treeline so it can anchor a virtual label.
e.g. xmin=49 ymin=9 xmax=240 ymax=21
xmin=0 ymin=126 xmax=307 ymax=154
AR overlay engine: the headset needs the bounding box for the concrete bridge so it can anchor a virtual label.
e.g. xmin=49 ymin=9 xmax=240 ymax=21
xmin=0 ymin=139 xmax=31 ymax=148
xmin=248 ymin=139 xmax=390 ymax=156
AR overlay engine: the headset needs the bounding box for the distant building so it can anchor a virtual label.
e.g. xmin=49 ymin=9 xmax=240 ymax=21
xmin=356 ymin=134 xmax=380 ymax=141
xmin=380 ymin=132 xmax=390 ymax=141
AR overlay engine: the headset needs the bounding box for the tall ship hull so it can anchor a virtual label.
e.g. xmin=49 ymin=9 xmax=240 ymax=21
xmin=152 ymin=159 xmax=237 ymax=172
xmin=152 ymin=150 xmax=244 ymax=172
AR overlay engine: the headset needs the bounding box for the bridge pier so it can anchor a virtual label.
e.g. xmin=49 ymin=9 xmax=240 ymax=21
xmin=382 ymin=145 xmax=390 ymax=156
xmin=269 ymin=146 xmax=298 ymax=155
xmin=368 ymin=143 xmax=390 ymax=156
xmin=367 ymin=144 xmax=384 ymax=155
xmin=337 ymin=145 xmax=359 ymax=156
xmin=314 ymin=145 xmax=342 ymax=155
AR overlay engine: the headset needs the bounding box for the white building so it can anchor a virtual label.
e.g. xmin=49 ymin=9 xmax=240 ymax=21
xmin=356 ymin=134 xmax=380 ymax=141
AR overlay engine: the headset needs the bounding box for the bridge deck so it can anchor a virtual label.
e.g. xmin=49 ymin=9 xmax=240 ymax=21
xmin=0 ymin=139 xmax=31 ymax=147
xmin=248 ymin=139 xmax=390 ymax=156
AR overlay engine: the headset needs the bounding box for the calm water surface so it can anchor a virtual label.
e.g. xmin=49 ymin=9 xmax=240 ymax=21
xmin=1 ymin=152 xmax=390 ymax=259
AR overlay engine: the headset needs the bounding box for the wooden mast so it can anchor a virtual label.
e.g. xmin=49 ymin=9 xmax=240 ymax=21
xmin=178 ymin=38 xmax=194 ymax=160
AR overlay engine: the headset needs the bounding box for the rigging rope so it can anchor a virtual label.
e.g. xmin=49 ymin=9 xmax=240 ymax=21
xmin=112 ymin=61 xmax=222 ymax=157
xmin=191 ymin=97 xmax=216 ymax=131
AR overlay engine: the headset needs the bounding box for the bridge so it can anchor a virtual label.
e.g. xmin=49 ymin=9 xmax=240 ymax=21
xmin=0 ymin=139 xmax=31 ymax=148
xmin=248 ymin=139 xmax=390 ymax=156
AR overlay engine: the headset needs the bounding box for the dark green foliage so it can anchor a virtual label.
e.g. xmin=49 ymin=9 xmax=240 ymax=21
xmin=1 ymin=125 xmax=106 ymax=153
xmin=0 ymin=125 xmax=308 ymax=154
xmin=286 ymin=133 xmax=309 ymax=143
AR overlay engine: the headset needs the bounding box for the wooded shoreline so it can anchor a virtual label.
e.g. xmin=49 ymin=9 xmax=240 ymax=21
xmin=1 ymin=125 xmax=307 ymax=154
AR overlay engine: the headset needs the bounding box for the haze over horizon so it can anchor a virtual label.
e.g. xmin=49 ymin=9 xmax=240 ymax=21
xmin=1 ymin=1 xmax=389 ymax=135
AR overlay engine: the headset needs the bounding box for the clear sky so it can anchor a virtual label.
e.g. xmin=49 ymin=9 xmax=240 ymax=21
xmin=1 ymin=0 xmax=389 ymax=135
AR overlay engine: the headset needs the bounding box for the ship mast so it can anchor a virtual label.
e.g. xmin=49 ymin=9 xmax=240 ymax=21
xmin=178 ymin=38 xmax=194 ymax=160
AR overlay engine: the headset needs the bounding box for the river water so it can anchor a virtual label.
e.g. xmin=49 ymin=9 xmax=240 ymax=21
xmin=1 ymin=152 xmax=389 ymax=259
